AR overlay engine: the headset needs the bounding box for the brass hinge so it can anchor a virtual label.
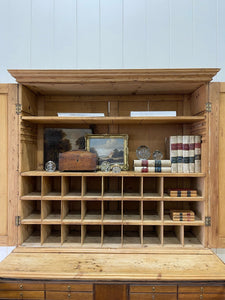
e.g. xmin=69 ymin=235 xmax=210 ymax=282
xmin=15 ymin=216 xmax=21 ymax=226
xmin=205 ymin=216 xmax=211 ymax=227
xmin=205 ymin=102 xmax=212 ymax=112
xmin=16 ymin=103 xmax=22 ymax=115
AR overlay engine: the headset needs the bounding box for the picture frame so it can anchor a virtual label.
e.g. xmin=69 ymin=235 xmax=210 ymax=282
xmin=86 ymin=134 xmax=129 ymax=170
xmin=44 ymin=128 xmax=92 ymax=169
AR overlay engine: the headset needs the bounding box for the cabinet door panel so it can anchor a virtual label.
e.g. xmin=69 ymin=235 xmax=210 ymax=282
xmin=130 ymin=294 xmax=177 ymax=300
xmin=46 ymin=291 xmax=93 ymax=300
xmin=95 ymin=284 xmax=127 ymax=300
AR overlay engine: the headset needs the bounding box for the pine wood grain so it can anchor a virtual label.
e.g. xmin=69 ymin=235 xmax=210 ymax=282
xmin=0 ymin=251 xmax=225 ymax=280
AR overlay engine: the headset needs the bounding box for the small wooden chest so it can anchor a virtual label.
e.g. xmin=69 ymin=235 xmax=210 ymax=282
xmin=59 ymin=151 xmax=97 ymax=171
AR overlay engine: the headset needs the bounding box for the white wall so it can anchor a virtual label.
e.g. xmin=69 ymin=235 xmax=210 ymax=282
xmin=0 ymin=0 xmax=225 ymax=83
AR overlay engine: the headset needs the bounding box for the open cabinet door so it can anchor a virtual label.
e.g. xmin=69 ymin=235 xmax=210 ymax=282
xmin=209 ymin=82 xmax=225 ymax=248
xmin=0 ymin=84 xmax=19 ymax=246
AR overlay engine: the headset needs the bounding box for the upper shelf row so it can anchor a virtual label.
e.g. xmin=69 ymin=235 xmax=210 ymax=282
xmin=21 ymin=116 xmax=205 ymax=125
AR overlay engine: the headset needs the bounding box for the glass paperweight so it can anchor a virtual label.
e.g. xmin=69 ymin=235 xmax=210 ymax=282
xmin=111 ymin=164 xmax=122 ymax=173
xmin=153 ymin=150 xmax=163 ymax=160
xmin=100 ymin=161 xmax=111 ymax=172
xmin=45 ymin=161 xmax=56 ymax=172
xmin=136 ymin=145 xmax=151 ymax=160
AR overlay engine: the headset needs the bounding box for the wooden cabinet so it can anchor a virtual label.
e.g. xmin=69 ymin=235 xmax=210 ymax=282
xmin=2 ymin=68 xmax=221 ymax=250
xmin=1 ymin=69 xmax=225 ymax=296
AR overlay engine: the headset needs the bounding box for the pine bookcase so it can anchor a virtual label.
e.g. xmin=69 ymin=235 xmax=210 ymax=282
xmin=0 ymin=69 xmax=225 ymax=300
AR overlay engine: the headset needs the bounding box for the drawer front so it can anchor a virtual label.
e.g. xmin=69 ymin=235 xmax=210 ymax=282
xmin=46 ymin=291 xmax=93 ymax=300
xmin=130 ymin=285 xmax=177 ymax=293
xmin=178 ymin=294 xmax=225 ymax=300
xmin=130 ymin=293 xmax=177 ymax=300
xmin=179 ymin=286 xmax=225 ymax=294
xmin=0 ymin=290 xmax=44 ymax=299
xmin=45 ymin=283 xmax=93 ymax=292
xmin=0 ymin=282 xmax=44 ymax=291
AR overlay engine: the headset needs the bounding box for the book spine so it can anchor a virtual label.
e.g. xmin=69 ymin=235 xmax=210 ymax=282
xmin=134 ymin=167 xmax=171 ymax=173
xmin=183 ymin=135 xmax=190 ymax=173
xmin=189 ymin=135 xmax=195 ymax=173
xmin=195 ymin=135 xmax=201 ymax=173
xmin=170 ymin=136 xmax=178 ymax=173
xmin=177 ymin=136 xmax=183 ymax=173
xmin=133 ymin=160 xmax=171 ymax=167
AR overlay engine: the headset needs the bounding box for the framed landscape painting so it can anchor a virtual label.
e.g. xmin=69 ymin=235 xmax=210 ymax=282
xmin=86 ymin=134 xmax=128 ymax=170
xmin=44 ymin=128 xmax=92 ymax=169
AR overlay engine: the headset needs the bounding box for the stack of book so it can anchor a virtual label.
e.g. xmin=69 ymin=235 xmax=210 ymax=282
xmin=168 ymin=189 xmax=198 ymax=197
xmin=169 ymin=135 xmax=201 ymax=173
xmin=170 ymin=210 xmax=195 ymax=221
xmin=134 ymin=160 xmax=171 ymax=173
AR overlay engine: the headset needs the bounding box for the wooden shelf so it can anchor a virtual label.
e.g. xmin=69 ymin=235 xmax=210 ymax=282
xmin=21 ymin=115 xmax=206 ymax=125
xmin=21 ymin=171 xmax=206 ymax=177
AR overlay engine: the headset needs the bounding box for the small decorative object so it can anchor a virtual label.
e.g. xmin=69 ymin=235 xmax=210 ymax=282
xmin=153 ymin=150 xmax=163 ymax=160
xmin=86 ymin=134 xmax=129 ymax=170
xmin=45 ymin=161 xmax=56 ymax=172
xmin=100 ymin=161 xmax=111 ymax=172
xmin=59 ymin=150 xmax=97 ymax=171
xmin=111 ymin=164 xmax=122 ymax=173
xmin=136 ymin=145 xmax=150 ymax=160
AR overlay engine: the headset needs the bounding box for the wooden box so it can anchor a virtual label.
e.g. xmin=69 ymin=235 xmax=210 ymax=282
xmin=59 ymin=151 xmax=97 ymax=171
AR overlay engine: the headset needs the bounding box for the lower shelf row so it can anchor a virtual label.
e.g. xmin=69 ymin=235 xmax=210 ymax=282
xmin=21 ymin=200 xmax=204 ymax=224
xmin=21 ymin=224 xmax=204 ymax=247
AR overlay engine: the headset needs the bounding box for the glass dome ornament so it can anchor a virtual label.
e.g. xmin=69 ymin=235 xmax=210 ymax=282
xmin=136 ymin=145 xmax=151 ymax=160
xmin=153 ymin=150 xmax=163 ymax=160
xmin=100 ymin=161 xmax=111 ymax=172
xmin=111 ymin=164 xmax=122 ymax=173
xmin=45 ymin=161 xmax=56 ymax=172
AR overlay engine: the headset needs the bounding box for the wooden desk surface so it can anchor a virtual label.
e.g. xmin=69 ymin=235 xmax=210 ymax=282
xmin=0 ymin=249 xmax=225 ymax=281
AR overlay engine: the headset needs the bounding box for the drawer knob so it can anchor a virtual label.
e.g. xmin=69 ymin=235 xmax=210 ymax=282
xmin=68 ymin=293 xmax=71 ymax=298
xmin=152 ymin=295 xmax=155 ymax=300
xmin=200 ymin=295 xmax=203 ymax=300
xmin=152 ymin=286 xmax=155 ymax=292
xmin=201 ymin=287 xmax=204 ymax=293
xmin=68 ymin=285 xmax=71 ymax=291
xmin=20 ymin=292 xmax=23 ymax=299
xmin=20 ymin=284 xmax=23 ymax=289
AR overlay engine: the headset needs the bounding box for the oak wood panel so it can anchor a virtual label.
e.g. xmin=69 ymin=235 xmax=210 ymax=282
xmin=46 ymin=291 xmax=93 ymax=300
xmin=95 ymin=284 xmax=127 ymax=300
